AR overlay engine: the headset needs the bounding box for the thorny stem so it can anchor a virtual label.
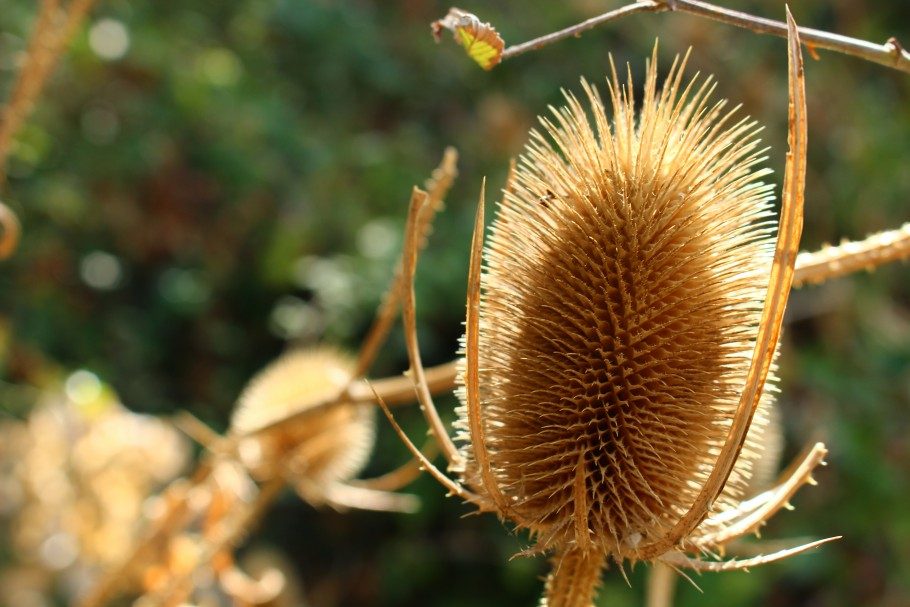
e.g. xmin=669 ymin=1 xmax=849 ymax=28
xmin=77 ymin=468 xmax=213 ymax=607
xmin=0 ymin=0 xmax=98 ymax=259
xmin=247 ymin=359 xmax=458 ymax=439
xmin=500 ymin=2 xmax=662 ymax=61
xmin=793 ymin=223 xmax=910 ymax=287
xmin=0 ymin=0 xmax=98 ymax=185
xmin=500 ymin=0 xmax=910 ymax=75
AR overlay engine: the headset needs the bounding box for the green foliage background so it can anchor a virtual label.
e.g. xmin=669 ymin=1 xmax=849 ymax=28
xmin=2 ymin=0 xmax=910 ymax=605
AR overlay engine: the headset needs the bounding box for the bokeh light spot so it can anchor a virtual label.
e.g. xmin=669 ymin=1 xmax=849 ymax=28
xmin=269 ymin=296 xmax=323 ymax=340
xmin=64 ymin=370 xmax=102 ymax=407
xmin=197 ymin=48 xmax=242 ymax=88
xmin=159 ymin=268 xmax=210 ymax=313
xmin=88 ymin=18 xmax=130 ymax=61
xmin=356 ymin=218 xmax=397 ymax=259
xmin=39 ymin=533 xmax=78 ymax=570
xmin=80 ymin=251 xmax=123 ymax=290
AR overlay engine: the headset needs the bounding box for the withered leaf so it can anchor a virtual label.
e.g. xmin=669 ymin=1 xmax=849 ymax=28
xmin=431 ymin=8 xmax=504 ymax=70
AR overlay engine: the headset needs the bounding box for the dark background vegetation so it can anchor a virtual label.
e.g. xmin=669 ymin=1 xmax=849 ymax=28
xmin=2 ymin=0 xmax=910 ymax=605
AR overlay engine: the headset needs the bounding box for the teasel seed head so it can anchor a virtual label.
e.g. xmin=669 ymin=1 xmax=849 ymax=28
xmin=455 ymin=50 xmax=779 ymax=560
xmin=230 ymin=347 xmax=376 ymax=496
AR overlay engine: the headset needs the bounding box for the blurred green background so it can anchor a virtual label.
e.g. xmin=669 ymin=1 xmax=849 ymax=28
xmin=1 ymin=0 xmax=910 ymax=605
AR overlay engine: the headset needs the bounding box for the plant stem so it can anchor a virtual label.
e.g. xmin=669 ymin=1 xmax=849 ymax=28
xmin=501 ymin=0 xmax=910 ymax=75
xmin=501 ymin=1 xmax=663 ymax=61
xmin=793 ymin=223 xmax=910 ymax=287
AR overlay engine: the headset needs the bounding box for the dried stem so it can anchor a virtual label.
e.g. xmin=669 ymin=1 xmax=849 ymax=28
xmin=0 ymin=0 xmax=98 ymax=185
xmin=348 ymin=439 xmax=437 ymax=492
xmin=500 ymin=0 xmax=910 ymax=75
xmin=142 ymin=476 xmax=286 ymax=607
xmin=0 ymin=0 xmax=98 ymax=258
xmin=541 ymin=548 xmax=606 ymax=607
xmin=353 ymin=148 xmax=458 ymax=378
xmin=694 ymin=442 xmax=827 ymax=547
xmin=246 ymin=358 xmax=458 ymax=439
xmin=793 ymin=223 xmax=910 ymax=287
xmin=399 ymin=187 xmax=462 ymax=465
xmin=500 ymin=2 xmax=662 ymax=61
xmin=660 ymin=536 xmax=841 ymax=572
xmin=645 ymin=562 xmax=677 ymax=607
xmin=76 ymin=473 xmax=207 ymax=607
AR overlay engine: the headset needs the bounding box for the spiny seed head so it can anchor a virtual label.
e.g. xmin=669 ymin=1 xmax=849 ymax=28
xmin=230 ymin=347 xmax=375 ymax=490
xmin=456 ymin=53 xmax=777 ymax=558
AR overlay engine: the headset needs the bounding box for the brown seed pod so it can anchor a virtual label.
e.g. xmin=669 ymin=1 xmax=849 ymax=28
xmin=230 ymin=347 xmax=376 ymax=505
xmin=379 ymin=14 xmax=834 ymax=607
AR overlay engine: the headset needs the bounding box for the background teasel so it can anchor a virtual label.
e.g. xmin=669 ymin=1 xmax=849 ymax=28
xmin=2 ymin=1 xmax=910 ymax=606
xmin=230 ymin=347 xmax=389 ymax=512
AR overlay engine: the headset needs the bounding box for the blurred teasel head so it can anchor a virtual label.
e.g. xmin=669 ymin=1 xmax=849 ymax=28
xmin=230 ymin=347 xmax=376 ymax=505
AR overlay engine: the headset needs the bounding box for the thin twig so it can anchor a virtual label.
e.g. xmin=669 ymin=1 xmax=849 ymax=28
xmin=501 ymin=1 xmax=662 ymax=61
xmin=246 ymin=359 xmax=458 ymax=439
xmin=661 ymin=536 xmax=841 ymax=572
xmin=0 ymin=0 xmax=60 ymax=181
xmin=349 ymin=438 xmax=437 ymax=492
xmin=500 ymin=0 xmax=910 ymax=75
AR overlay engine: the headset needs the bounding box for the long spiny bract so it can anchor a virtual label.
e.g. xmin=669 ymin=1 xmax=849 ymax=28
xmin=455 ymin=52 xmax=778 ymax=566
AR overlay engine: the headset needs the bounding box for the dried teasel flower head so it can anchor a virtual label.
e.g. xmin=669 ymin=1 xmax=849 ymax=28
xmin=230 ymin=347 xmax=376 ymax=504
xmin=455 ymin=46 xmax=782 ymax=559
xmin=382 ymin=19 xmax=829 ymax=605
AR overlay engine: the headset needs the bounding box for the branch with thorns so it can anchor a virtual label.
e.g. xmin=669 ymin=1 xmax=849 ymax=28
xmin=432 ymin=0 xmax=910 ymax=73
xmin=0 ymin=0 xmax=99 ymax=259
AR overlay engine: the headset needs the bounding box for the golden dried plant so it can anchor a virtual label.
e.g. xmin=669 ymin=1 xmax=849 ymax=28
xmin=0 ymin=383 xmax=189 ymax=606
xmin=379 ymin=12 xmax=837 ymax=606
xmin=230 ymin=346 xmax=416 ymax=513
xmin=77 ymin=149 xmax=462 ymax=607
